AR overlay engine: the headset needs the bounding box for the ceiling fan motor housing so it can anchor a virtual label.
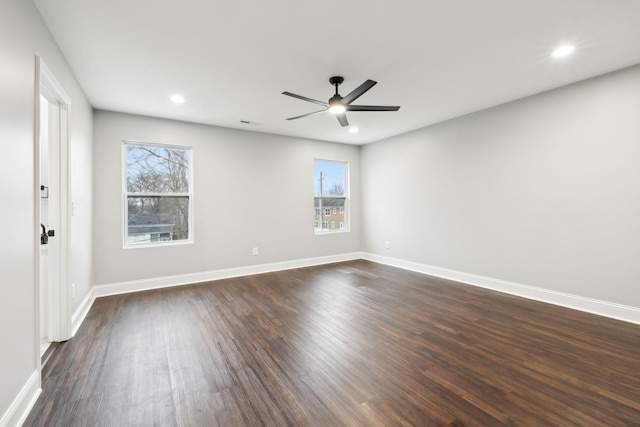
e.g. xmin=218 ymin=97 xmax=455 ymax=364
xmin=329 ymin=94 xmax=343 ymax=105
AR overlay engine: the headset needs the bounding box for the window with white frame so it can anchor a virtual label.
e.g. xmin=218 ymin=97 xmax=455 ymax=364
xmin=314 ymin=159 xmax=348 ymax=233
xmin=124 ymin=141 xmax=192 ymax=246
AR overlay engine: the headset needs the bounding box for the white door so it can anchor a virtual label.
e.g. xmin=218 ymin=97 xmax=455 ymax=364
xmin=37 ymin=58 xmax=71 ymax=355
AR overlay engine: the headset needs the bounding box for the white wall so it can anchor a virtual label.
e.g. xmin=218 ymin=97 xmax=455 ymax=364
xmin=93 ymin=111 xmax=360 ymax=286
xmin=362 ymin=64 xmax=640 ymax=309
xmin=0 ymin=0 xmax=93 ymax=424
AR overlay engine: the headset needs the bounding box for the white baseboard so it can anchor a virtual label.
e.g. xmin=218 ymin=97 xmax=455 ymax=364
xmin=90 ymin=250 xmax=640 ymax=325
xmin=93 ymin=252 xmax=364 ymax=298
xmin=0 ymin=370 xmax=40 ymax=427
xmin=363 ymin=253 xmax=640 ymax=325
xmin=71 ymin=289 xmax=95 ymax=337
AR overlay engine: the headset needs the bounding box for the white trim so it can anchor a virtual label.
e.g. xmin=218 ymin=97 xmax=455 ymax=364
xmin=93 ymin=252 xmax=364 ymax=298
xmin=314 ymin=158 xmax=350 ymax=235
xmin=363 ymin=253 xmax=640 ymax=325
xmin=71 ymin=289 xmax=95 ymax=337
xmin=0 ymin=370 xmax=41 ymax=427
xmin=38 ymin=62 xmax=71 ymax=105
xmin=123 ymin=139 xmax=192 ymax=151
xmin=33 ymin=58 xmax=43 ymax=383
xmin=122 ymin=141 xmax=193 ymax=249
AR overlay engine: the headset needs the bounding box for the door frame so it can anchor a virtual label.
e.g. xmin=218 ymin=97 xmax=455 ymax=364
xmin=34 ymin=57 xmax=72 ymax=358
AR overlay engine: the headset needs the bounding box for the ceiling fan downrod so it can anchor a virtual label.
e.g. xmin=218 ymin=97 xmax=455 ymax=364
xmin=329 ymin=76 xmax=344 ymax=96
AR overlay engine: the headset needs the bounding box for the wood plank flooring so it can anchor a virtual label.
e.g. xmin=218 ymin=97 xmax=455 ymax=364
xmin=25 ymin=260 xmax=640 ymax=426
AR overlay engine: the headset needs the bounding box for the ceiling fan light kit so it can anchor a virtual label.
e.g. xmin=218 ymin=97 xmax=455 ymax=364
xmin=283 ymin=76 xmax=400 ymax=127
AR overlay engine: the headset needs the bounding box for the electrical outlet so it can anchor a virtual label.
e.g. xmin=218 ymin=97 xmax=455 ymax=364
xmin=71 ymin=283 xmax=76 ymax=299
xmin=385 ymin=241 xmax=390 ymax=249
xmin=252 ymin=247 xmax=259 ymax=256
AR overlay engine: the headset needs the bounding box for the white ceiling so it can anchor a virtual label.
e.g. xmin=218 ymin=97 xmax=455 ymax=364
xmin=35 ymin=0 xmax=640 ymax=145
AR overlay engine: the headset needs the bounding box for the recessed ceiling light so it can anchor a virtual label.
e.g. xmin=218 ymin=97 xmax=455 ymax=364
xmin=552 ymin=45 xmax=575 ymax=58
xmin=170 ymin=95 xmax=185 ymax=104
xmin=349 ymin=126 xmax=359 ymax=134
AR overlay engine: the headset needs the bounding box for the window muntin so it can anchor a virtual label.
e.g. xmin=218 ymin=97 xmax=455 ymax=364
xmin=313 ymin=159 xmax=348 ymax=233
xmin=124 ymin=141 xmax=192 ymax=247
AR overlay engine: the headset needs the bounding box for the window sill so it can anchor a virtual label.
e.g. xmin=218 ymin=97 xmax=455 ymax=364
xmin=314 ymin=229 xmax=350 ymax=235
xmin=123 ymin=239 xmax=193 ymax=249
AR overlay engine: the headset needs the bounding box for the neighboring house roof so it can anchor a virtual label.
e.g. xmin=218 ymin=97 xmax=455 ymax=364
xmin=314 ymin=198 xmax=345 ymax=208
xmin=128 ymin=211 xmax=175 ymax=235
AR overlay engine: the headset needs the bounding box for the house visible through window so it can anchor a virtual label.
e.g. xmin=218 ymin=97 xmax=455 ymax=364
xmin=124 ymin=141 xmax=192 ymax=246
xmin=313 ymin=159 xmax=348 ymax=233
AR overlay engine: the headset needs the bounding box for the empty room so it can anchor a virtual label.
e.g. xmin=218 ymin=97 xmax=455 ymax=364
xmin=2 ymin=0 xmax=640 ymax=426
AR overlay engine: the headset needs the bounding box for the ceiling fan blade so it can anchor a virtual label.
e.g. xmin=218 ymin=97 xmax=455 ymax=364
xmin=286 ymin=109 xmax=327 ymax=120
xmin=347 ymin=105 xmax=400 ymax=111
xmin=341 ymin=80 xmax=377 ymax=105
xmin=336 ymin=112 xmax=349 ymax=127
xmin=282 ymin=91 xmax=328 ymax=108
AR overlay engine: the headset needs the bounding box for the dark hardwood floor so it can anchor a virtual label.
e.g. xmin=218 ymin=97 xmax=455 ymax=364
xmin=25 ymin=260 xmax=640 ymax=426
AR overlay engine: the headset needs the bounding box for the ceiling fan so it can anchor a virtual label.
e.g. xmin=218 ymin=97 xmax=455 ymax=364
xmin=282 ymin=76 xmax=400 ymax=127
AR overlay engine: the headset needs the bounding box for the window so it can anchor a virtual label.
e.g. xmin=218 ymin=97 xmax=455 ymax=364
xmin=124 ymin=141 xmax=192 ymax=246
xmin=314 ymin=159 xmax=348 ymax=233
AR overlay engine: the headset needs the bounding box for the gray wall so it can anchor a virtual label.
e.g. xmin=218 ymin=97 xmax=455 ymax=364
xmin=362 ymin=64 xmax=640 ymax=307
xmin=0 ymin=0 xmax=93 ymax=421
xmin=93 ymin=111 xmax=361 ymax=285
